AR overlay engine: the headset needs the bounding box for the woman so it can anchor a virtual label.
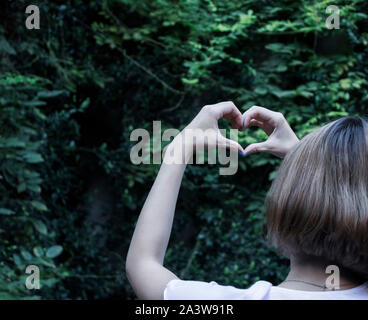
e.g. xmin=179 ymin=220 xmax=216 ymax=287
xmin=126 ymin=102 xmax=368 ymax=299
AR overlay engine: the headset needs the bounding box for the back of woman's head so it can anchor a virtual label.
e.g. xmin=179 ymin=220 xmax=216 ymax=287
xmin=266 ymin=116 xmax=368 ymax=278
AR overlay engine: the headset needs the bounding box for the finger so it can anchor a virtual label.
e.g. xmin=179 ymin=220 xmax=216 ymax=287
xmin=217 ymin=134 xmax=245 ymax=153
xmin=243 ymin=141 xmax=270 ymax=155
xmin=224 ymin=138 xmax=245 ymax=153
xmin=242 ymin=105 xmax=279 ymax=131
xmin=209 ymin=101 xmax=243 ymax=129
xmin=249 ymin=119 xmax=264 ymax=127
xmin=249 ymin=119 xmax=274 ymax=136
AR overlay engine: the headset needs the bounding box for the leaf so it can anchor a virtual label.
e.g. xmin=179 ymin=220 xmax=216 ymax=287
xmin=27 ymin=184 xmax=41 ymax=193
xmin=276 ymin=64 xmax=287 ymax=72
xmin=31 ymin=201 xmax=48 ymax=212
xmin=13 ymin=254 xmax=23 ymax=267
xmin=340 ymin=78 xmax=351 ymax=90
xmin=326 ymin=111 xmax=349 ymax=117
xmin=214 ymin=24 xmax=231 ymax=32
xmin=80 ymin=98 xmax=90 ymax=110
xmin=265 ymin=43 xmax=293 ymax=54
xmin=42 ymin=278 xmax=58 ymax=287
xmin=0 ymin=37 xmax=16 ymax=55
xmin=23 ymin=152 xmax=44 ymax=164
xmin=0 ymin=138 xmax=26 ymax=148
xmin=269 ymin=169 xmax=278 ymax=181
xmin=298 ymin=91 xmax=313 ymax=99
xmin=46 ymin=245 xmax=63 ymax=259
xmin=37 ymin=257 xmax=55 ymax=268
xmin=0 ymin=208 xmax=14 ymax=215
xmin=272 ymin=89 xmax=296 ymax=99
xmin=20 ymin=249 xmax=32 ymax=261
xmin=37 ymin=90 xmax=65 ymax=99
xmin=33 ymin=108 xmax=46 ymax=120
xmin=22 ymin=100 xmax=47 ymax=107
xmin=33 ymin=246 xmax=44 ymax=257
xmin=31 ymin=219 xmax=48 ymax=235
xmin=254 ymin=87 xmax=267 ymax=95
xmin=182 ymin=78 xmax=199 ymax=85
xmin=17 ymin=183 xmax=27 ymax=193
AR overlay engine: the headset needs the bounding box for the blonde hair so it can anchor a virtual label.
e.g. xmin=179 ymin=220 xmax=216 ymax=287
xmin=266 ymin=116 xmax=368 ymax=278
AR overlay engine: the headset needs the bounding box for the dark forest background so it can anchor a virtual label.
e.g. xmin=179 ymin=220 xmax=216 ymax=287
xmin=1 ymin=0 xmax=367 ymax=299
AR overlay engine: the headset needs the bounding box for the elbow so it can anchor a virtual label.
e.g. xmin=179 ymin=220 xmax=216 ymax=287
xmin=125 ymin=251 xmax=134 ymax=280
xmin=125 ymin=248 xmax=161 ymax=281
xmin=125 ymin=260 xmax=134 ymax=281
xmin=125 ymin=260 xmax=130 ymax=279
xmin=125 ymin=251 xmax=142 ymax=280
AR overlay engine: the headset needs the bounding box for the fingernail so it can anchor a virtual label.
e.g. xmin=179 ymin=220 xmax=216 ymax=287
xmin=239 ymin=119 xmax=245 ymax=130
xmin=238 ymin=151 xmax=250 ymax=157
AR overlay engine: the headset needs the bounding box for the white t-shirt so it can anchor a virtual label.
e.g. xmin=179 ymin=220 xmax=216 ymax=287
xmin=164 ymin=279 xmax=368 ymax=300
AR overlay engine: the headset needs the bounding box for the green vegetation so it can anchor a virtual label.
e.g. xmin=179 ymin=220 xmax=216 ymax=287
xmin=1 ymin=0 xmax=367 ymax=299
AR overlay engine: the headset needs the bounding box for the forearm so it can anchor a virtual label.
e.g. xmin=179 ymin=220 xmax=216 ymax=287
xmin=126 ymin=137 xmax=191 ymax=268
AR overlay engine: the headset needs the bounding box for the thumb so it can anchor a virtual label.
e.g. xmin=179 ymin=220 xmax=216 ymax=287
xmin=243 ymin=141 xmax=270 ymax=155
xmin=218 ymin=135 xmax=245 ymax=153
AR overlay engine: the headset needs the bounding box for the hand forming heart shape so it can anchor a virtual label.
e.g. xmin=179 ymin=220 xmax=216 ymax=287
xmin=182 ymin=102 xmax=299 ymax=159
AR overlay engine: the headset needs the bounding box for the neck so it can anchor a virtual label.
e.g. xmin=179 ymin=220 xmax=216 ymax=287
xmin=279 ymin=255 xmax=364 ymax=291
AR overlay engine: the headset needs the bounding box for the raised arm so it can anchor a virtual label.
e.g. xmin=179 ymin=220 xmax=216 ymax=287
xmin=125 ymin=155 xmax=185 ymax=300
xmin=125 ymin=101 xmax=245 ymax=300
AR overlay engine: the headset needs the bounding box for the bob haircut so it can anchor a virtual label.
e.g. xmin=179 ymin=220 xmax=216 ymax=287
xmin=265 ymin=116 xmax=368 ymax=279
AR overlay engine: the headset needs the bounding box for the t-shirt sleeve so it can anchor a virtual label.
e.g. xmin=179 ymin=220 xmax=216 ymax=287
xmin=164 ymin=279 xmax=272 ymax=300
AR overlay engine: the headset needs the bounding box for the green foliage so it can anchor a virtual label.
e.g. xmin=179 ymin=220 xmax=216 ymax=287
xmin=0 ymin=73 xmax=62 ymax=298
xmin=1 ymin=0 xmax=368 ymax=299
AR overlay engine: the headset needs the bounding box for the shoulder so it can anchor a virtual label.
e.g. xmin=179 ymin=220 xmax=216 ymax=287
xmin=164 ymin=279 xmax=272 ymax=300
